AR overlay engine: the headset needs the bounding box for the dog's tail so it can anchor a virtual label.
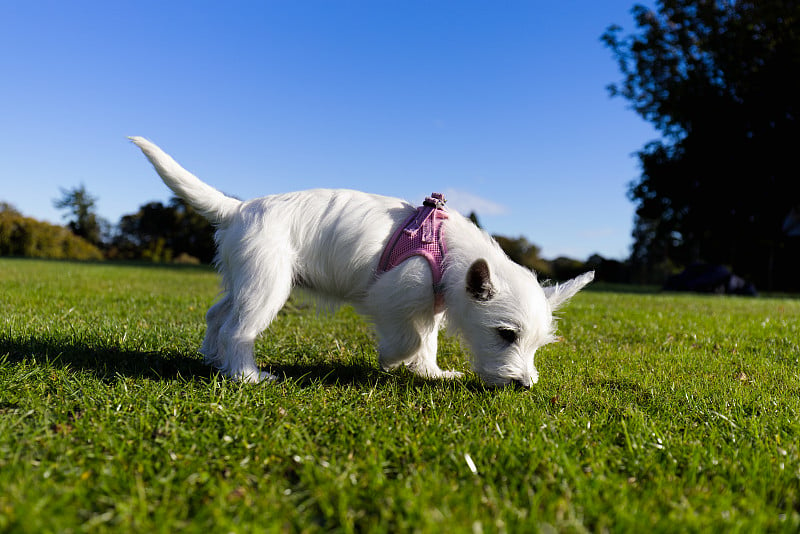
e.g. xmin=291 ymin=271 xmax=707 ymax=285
xmin=128 ymin=137 xmax=241 ymax=224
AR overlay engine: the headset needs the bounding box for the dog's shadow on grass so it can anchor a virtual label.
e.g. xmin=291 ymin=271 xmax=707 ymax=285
xmin=0 ymin=335 xmax=215 ymax=382
xmin=0 ymin=334 xmax=462 ymax=390
xmin=266 ymin=361 xmax=478 ymax=390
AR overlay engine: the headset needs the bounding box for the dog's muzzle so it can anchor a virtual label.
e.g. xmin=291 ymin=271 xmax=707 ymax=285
xmin=511 ymin=378 xmax=532 ymax=390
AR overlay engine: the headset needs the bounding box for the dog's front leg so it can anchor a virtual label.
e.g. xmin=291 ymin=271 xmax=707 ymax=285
xmin=369 ymin=259 xmax=462 ymax=380
xmin=375 ymin=314 xmax=462 ymax=380
xmin=375 ymin=315 xmax=423 ymax=371
xmin=404 ymin=314 xmax=463 ymax=380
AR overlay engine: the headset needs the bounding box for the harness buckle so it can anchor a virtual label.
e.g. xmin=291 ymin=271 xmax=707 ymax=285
xmin=423 ymin=192 xmax=447 ymax=209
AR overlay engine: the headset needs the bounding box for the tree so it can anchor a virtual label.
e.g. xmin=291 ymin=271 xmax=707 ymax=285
xmin=603 ymin=0 xmax=800 ymax=289
xmin=492 ymin=235 xmax=552 ymax=277
xmin=53 ymin=184 xmax=106 ymax=248
xmin=111 ymin=197 xmax=215 ymax=263
xmin=467 ymin=211 xmax=482 ymax=228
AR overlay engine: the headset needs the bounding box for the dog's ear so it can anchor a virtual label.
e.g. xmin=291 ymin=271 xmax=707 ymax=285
xmin=467 ymin=259 xmax=495 ymax=301
xmin=544 ymin=271 xmax=594 ymax=310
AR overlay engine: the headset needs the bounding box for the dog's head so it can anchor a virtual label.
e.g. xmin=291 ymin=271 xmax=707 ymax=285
xmin=451 ymin=258 xmax=593 ymax=388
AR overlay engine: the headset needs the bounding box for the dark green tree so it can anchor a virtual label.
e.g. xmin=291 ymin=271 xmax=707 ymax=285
xmin=53 ymin=184 xmax=105 ymax=248
xmin=112 ymin=197 xmax=215 ymax=263
xmin=467 ymin=211 xmax=482 ymax=228
xmin=603 ymin=0 xmax=800 ymax=289
xmin=492 ymin=235 xmax=552 ymax=277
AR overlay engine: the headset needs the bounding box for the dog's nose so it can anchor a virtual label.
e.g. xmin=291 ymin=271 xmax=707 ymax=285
xmin=511 ymin=378 xmax=532 ymax=390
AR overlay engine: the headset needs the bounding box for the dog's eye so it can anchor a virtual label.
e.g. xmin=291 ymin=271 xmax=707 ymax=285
xmin=496 ymin=327 xmax=518 ymax=345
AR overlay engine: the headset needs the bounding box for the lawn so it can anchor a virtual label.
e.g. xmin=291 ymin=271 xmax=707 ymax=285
xmin=1 ymin=258 xmax=799 ymax=532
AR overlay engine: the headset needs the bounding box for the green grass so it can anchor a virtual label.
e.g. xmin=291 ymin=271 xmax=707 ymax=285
xmin=1 ymin=258 xmax=799 ymax=532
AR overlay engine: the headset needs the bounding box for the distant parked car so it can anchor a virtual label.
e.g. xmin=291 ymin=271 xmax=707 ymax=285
xmin=664 ymin=263 xmax=757 ymax=296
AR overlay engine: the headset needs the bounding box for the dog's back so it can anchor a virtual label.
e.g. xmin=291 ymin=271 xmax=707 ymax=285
xmin=231 ymin=189 xmax=416 ymax=301
xmin=130 ymin=137 xmax=415 ymax=299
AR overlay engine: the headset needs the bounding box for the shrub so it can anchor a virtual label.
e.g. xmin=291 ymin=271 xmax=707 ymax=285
xmin=0 ymin=205 xmax=104 ymax=260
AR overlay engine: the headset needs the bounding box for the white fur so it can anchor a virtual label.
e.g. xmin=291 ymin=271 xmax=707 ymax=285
xmin=129 ymin=137 xmax=594 ymax=387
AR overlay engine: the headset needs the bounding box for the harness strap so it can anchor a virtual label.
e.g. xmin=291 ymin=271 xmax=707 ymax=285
xmin=378 ymin=193 xmax=448 ymax=312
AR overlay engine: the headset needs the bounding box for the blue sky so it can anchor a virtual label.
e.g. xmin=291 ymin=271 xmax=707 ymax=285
xmin=0 ymin=0 xmax=657 ymax=260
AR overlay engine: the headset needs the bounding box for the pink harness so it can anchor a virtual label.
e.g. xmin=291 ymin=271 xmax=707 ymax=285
xmin=378 ymin=193 xmax=448 ymax=312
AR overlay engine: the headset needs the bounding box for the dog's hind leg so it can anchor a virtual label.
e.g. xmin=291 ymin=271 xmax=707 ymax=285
xmin=200 ymin=293 xmax=232 ymax=368
xmin=214 ymin=248 xmax=293 ymax=383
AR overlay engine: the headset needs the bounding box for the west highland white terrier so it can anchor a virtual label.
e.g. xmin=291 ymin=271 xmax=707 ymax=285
xmin=130 ymin=137 xmax=594 ymax=388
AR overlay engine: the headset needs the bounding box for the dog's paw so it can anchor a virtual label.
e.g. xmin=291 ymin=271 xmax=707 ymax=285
xmin=258 ymin=370 xmax=279 ymax=383
xmin=242 ymin=370 xmax=278 ymax=383
xmin=438 ymin=370 xmax=464 ymax=379
xmin=409 ymin=365 xmax=464 ymax=380
xmin=224 ymin=368 xmax=278 ymax=384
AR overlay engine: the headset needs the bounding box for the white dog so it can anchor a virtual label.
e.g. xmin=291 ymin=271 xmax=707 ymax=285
xmin=130 ymin=137 xmax=593 ymax=388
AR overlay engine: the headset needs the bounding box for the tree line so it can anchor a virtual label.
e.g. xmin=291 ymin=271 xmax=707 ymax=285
xmin=4 ymin=1 xmax=799 ymax=289
xmin=1 ymin=187 xmax=620 ymax=283
xmin=0 ymin=186 xmax=214 ymax=265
